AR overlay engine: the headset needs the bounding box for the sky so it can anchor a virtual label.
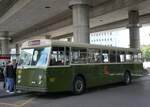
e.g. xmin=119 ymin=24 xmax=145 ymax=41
xmin=113 ymin=25 xmax=150 ymax=47
xmin=140 ymin=26 xmax=150 ymax=45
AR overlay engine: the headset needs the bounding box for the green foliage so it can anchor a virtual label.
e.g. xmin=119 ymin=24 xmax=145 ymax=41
xmin=141 ymin=45 xmax=150 ymax=59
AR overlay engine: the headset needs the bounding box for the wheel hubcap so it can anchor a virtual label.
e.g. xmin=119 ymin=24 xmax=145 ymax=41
xmin=125 ymin=74 xmax=130 ymax=84
xmin=75 ymin=80 xmax=83 ymax=92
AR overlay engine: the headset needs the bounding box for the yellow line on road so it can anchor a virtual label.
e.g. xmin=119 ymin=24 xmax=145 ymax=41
xmin=0 ymin=102 xmax=18 ymax=107
xmin=18 ymin=98 xmax=34 ymax=107
xmin=0 ymin=98 xmax=34 ymax=107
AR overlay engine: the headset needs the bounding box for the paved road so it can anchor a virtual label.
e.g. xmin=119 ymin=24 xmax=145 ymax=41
xmin=0 ymin=76 xmax=150 ymax=107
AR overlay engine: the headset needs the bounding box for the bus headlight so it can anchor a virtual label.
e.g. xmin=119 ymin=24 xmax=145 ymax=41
xmin=18 ymin=75 xmax=21 ymax=79
xmin=38 ymin=81 xmax=42 ymax=85
xmin=17 ymin=80 xmax=21 ymax=84
xmin=38 ymin=75 xmax=42 ymax=80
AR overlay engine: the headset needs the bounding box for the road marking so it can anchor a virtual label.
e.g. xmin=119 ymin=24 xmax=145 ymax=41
xmin=18 ymin=98 xmax=34 ymax=107
xmin=0 ymin=102 xmax=18 ymax=107
xmin=0 ymin=98 xmax=34 ymax=107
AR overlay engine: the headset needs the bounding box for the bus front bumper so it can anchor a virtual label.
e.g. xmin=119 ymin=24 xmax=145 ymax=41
xmin=16 ymin=86 xmax=48 ymax=92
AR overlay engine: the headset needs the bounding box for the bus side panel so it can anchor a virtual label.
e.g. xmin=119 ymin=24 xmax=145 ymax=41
xmin=46 ymin=67 xmax=73 ymax=92
xmin=71 ymin=64 xmax=112 ymax=88
xmin=105 ymin=64 xmax=123 ymax=84
xmin=109 ymin=63 xmax=143 ymax=82
xmin=106 ymin=63 xmax=143 ymax=83
xmin=45 ymin=63 xmax=143 ymax=92
xmin=71 ymin=64 xmax=123 ymax=88
xmin=71 ymin=63 xmax=143 ymax=89
xmin=125 ymin=63 xmax=143 ymax=79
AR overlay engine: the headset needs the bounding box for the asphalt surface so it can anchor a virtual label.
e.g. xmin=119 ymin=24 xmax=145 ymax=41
xmin=0 ymin=75 xmax=150 ymax=107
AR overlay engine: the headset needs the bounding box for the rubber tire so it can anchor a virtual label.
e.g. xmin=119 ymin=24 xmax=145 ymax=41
xmin=123 ymin=72 xmax=132 ymax=85
xmin=72 ymin=76 xmax=85 ymax=95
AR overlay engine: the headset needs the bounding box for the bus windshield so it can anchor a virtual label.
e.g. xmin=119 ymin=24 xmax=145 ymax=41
xmin=18 ymin=47 xmax=50 ymax=66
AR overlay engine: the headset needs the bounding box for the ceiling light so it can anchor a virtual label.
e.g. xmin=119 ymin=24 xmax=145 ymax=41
xmin=45 ymin=6 xmax=51 ymax=9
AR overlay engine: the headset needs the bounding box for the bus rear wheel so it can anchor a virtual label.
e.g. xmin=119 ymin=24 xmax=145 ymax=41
xmin=123 ymin=72 xmax=132 ymax=85
xmin=72 ymin=76 xmax=85 ymax=95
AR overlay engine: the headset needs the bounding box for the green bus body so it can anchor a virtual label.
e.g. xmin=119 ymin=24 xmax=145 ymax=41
xmin=16 ymin=39 xmax=143 ymax=93
xmin=16 ymin=63 xmax=143 ymax=92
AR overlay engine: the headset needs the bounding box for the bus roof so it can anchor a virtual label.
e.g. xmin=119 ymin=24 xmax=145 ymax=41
xmin=21 ymin=39 xmax=140 ymax=52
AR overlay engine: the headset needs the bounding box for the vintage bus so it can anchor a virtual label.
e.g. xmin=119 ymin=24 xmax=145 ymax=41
xmin=16 ymin=39 xmax=143 ymax=94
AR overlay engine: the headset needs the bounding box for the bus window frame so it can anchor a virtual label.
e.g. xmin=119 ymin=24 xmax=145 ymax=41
xmin=109 ymin=50 xmax=117 ymax=63
xmin=48 ymin=46 xmax=143 ymax=66
xmin=87 ymin=48 xmax=101 ymax=63
xmin=119 ymin=51 xmax=126 ymax=63
xmin=49 ymin=46 xmax=65 ymax=66
xmin=101 ymin=49 xmax=109 ymax=63
xmin=70 ymin=47 xmax=88 ymax=64
xmin=125 ymin=51 xmax=134 ymax=62
xmin=19 ymin=47 xmax=51 ymax=68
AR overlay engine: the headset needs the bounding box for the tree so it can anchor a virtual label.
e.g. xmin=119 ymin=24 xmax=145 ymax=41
xmin=141 ymin=45 xmax=150 ymax=60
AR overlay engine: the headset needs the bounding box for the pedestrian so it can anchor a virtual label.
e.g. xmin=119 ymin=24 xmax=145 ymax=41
xmin=12 ymin=59 xmax=17 ymax=90
xmin=5 ymin=61 xmax=15 ymax=93
xmin=2 ymin=62 xmax=7 ymax=89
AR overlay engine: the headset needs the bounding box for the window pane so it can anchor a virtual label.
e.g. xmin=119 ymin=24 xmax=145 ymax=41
xmin=110 ymin=51 xmax=116 ymax=63
xmin=102 ymin=50 xmax=109 ymax=63
xmin=126 ymin=53 xmax=133 ymax=62
xmin=31 ymin=47 xmax=50 ymax=66
xmin=71 ymin=48 xmax=87 ymax=64
xmin=88 ymin=49 xmax=101 ymax=63
xmin=50 ymin=47 xmax=65 ymax=66
xmin=19 ymin=49 xmax=34 ymax=66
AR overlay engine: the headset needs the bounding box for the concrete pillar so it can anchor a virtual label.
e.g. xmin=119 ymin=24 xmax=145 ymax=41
xmin=128 ymin=10 xmax=141 ymax=49
xmin=0 ymin=31 xmax=10 ymax=54
xmin=69 ymin=0 xmax=90 ymax=43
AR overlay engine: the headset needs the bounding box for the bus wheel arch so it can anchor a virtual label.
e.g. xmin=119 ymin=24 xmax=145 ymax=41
xmin=72 ymin=74 xmax=86 ymax=95
xmin=123 ymin=70 xmax=132 ymax=85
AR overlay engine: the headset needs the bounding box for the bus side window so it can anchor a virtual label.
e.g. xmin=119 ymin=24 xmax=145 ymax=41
xmin=126 ymin=52 xmax=133 ymax=62
xmin=50 ymin=47 xmax=65 ymax=66
xmin=117 ymin=55 xmax=121 ymax=62
xmin=133 ymin=53 xmax=138 ymax=62
xmin=137 ymin=52 xmax=142 ymax=62
xmin=88 ymin=49 xmax=101 ymax=63
xmin=102 ymin=50 xmax=109 ymax=63
xmin=71 ymin=47 xmax=87 ymax=64
xmin=65 ymin=47 xmax=70 ymax=65
xmin=110 ymin=51 xmax=116 ymax=63
xmin=119 ymin=52 xmax=126 ymax=62
xmin=115 ymin=51 xmax=120 ymax=63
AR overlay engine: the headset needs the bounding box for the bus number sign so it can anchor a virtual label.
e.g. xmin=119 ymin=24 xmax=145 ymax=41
xmin=28 ymin=40 xmax=40 ymax=46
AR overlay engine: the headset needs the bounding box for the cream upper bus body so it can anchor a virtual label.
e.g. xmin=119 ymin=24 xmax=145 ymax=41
xmin=21 ymin=39 xmax=139 ymax=53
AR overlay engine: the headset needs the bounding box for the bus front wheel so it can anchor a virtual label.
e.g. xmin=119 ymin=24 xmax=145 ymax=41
xmin=72 ymin=76 xmax=85 ymax=95
xmin=123 ymin=71 xmax=132 ymax=85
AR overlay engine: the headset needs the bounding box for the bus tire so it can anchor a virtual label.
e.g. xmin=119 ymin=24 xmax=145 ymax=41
xmin=72 ymin=76 xmax=85 ymax=95
xmin=123 ymin=71 xmax=132 ymax=85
